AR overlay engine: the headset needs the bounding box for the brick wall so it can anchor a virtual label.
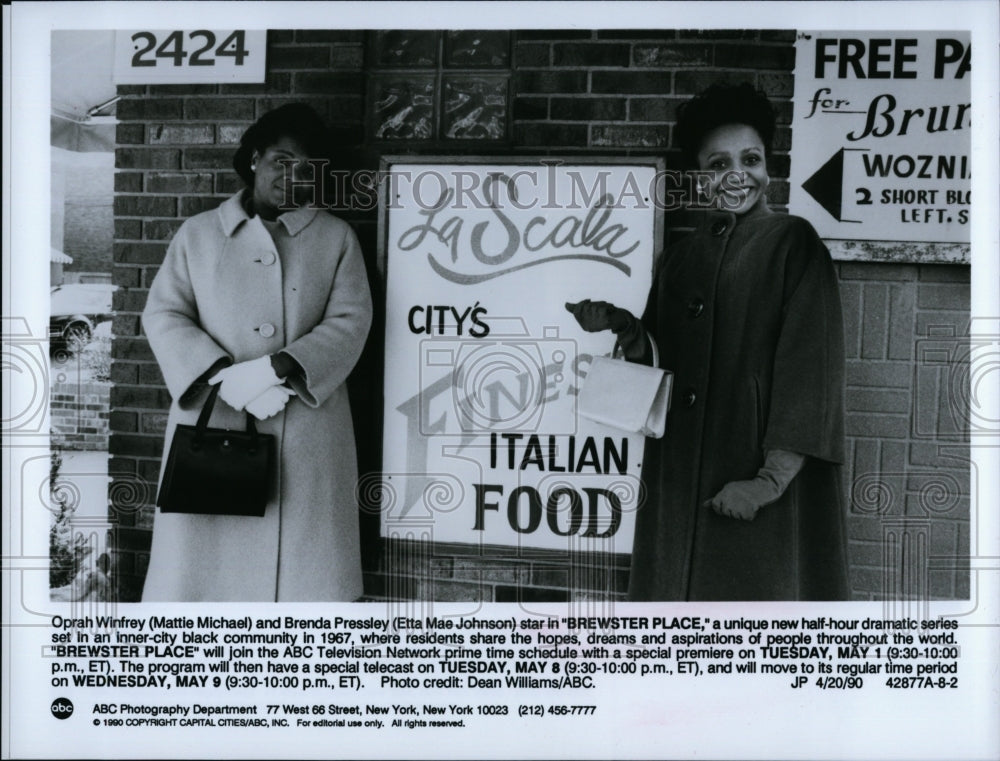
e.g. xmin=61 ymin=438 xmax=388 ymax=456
xmin=51 ymin=380 xmax=110 ymax=450
xmin=109 ymin=29 xmax=968 ymax=603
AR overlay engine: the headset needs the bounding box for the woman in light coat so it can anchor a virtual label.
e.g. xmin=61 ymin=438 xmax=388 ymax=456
xmin=142 ymin=104 xmax=372 ymax=601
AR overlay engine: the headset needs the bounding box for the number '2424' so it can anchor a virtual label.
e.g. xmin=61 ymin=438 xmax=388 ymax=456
xmin=131 ymin=30 xmax=249 ymax=67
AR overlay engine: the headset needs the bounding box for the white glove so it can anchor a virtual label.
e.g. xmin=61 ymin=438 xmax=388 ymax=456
xmin=245 ymin=386 xmax=296 ymax=420
xmin=208 ymin=356 xmax=282 ymax=411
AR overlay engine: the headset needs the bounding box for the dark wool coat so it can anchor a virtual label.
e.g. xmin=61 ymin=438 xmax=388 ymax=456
xmin=628 ymin=207 xmax=849 ymax=601
xmin=142 ymin=193 xmax=372 ymax=602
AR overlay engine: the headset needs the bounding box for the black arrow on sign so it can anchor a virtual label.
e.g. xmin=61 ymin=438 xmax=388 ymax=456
xmin=802 ymin=148 xmax=845 ymax=221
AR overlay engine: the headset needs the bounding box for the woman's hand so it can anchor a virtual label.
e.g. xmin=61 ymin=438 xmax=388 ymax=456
xmin=703 ymin=450 xmax=806 ymax=521
xmin=565 ymin=300 xmax=651 ymax=362
xmin=245 ymin=386 xmax=296 ymax=420
xmin=208 ymin=356 xmax=282 ymax=411
xmin=565 ymin=300 xmax=632 ymax=333
xmin=566 ymin=299 xmax=634 ymax=333
xmin=703 ymin=479 xmax=776 ymax=521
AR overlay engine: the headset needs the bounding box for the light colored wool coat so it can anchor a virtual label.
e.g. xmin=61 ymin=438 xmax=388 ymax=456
xmin=142 ymin=192 xmax=372 ymax=602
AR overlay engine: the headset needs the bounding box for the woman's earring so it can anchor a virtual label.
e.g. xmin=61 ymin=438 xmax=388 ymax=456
xmin=251 ymin=163 xmax=257 ymax=171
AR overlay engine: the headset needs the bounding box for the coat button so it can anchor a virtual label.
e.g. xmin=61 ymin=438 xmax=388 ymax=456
xmin=260 ymin=252 xmax=276 ymax=266
xmin=683 ymin=388 xmax=697 ymax=407
xmin=710 ymin=221 xmax=727 ymax=236
xmin=687 ymin=298 xmax=704 ymax=318
xmin=259 ymin=323 xmax=276 ymax=338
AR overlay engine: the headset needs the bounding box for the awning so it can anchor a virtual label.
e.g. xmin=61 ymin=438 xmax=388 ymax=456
xmin=51 ymin=248 xmax=74 ymax=265
xmin=51 ymin=30 xmax=117 ymax=152
xmin=51 ymin=113 xmax=116 ymax=153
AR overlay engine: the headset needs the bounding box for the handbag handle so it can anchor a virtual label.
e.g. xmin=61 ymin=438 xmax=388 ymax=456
xmin=613 ymin=332 xmax=659 ymax=368
xmin=194 ymin=383 xmax=260 ymax=451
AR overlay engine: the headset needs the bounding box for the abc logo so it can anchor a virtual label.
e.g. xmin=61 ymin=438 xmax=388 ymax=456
xmin=50 ymin=697 xmax=74 ymax=719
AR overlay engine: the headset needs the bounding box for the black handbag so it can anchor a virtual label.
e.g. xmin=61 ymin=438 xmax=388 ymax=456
xmin=156 ymin=384 xmax=274 ymax=516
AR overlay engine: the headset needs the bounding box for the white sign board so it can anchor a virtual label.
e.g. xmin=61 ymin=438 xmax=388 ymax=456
xmin=380 ymin=160 xmax=662 ymax=553
xmin=113 ymin=30 xmax=266 ymax=84
xmin=789 ymin=31 xmax=970 ymax=243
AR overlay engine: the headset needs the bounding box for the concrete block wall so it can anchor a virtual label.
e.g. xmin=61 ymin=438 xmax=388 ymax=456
xmin=839 ymin=263 xmax=970 ymax=601
xmin=109 ymin=29 xmax=968 ymax=603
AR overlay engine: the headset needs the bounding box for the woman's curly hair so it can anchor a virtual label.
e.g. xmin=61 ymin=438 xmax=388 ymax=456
xmin=674 ymin=83 xmax=776 ymax=166
xmin=233 ymin=103 xmax=331 ymax=186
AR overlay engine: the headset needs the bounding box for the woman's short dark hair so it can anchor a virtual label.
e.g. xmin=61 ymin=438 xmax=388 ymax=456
xmin=233 ymin=103 xmax=330 ymax=186
xmin=674 ymin=83 xmax=776 ymax=165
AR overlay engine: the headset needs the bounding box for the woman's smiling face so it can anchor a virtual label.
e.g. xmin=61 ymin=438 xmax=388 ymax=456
xmin=696 ymin=123 xmax=769 ymax=215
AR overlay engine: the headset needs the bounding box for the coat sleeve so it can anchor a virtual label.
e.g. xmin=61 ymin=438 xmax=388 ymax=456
xmin=280 ymin=226 xmax=373 ymax=408
xmin=761 ymin=220 xmax=846 ymax=464
xmin=629 ymin=250 xmax=668 ymax=366
xmin=142 ymin=226 xmax=233 ymax=408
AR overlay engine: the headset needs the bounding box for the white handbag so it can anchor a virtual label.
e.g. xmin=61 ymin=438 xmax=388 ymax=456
xmin=578 ymin=336 xmax=672 ymax=438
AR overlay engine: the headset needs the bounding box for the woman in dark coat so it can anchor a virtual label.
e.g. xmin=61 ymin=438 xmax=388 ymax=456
xmin=567 ymin=84 xmax=848 ymax=601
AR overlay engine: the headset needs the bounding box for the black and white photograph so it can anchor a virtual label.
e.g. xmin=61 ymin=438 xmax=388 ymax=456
xmin=3 ymin=2 xmax=998 ymax=759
